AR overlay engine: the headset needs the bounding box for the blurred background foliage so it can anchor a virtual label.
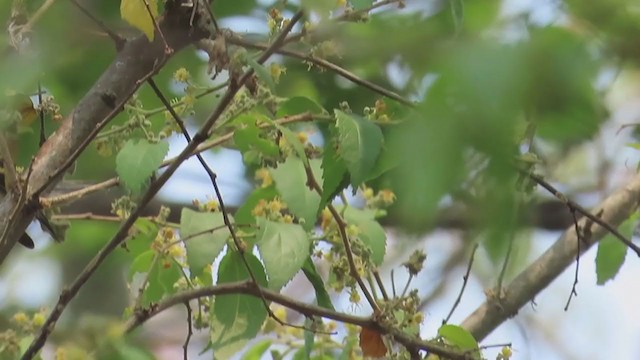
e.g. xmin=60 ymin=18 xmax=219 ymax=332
xmin=2 ymin=0 xmax=640 ymax=359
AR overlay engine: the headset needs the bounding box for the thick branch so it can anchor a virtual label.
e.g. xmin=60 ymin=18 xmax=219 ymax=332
xmin=461 ymin=173 xmax=640 ymax=341
xmin=0 ymin=4 xmax=211 ymax=264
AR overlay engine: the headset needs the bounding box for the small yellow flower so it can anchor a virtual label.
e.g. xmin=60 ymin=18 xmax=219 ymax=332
xmin=349 ymin=289 xmax=361 ymax=303
xmin=162 ymin=227 xmax=175 ymax=241
xmin=174 ymin=68 xmax=190 ymax=83
xmin=346 ymin=224 xmax=360 ymax=237
xmin=268 ymin=199 xmax=285 ymax=213
xmin=374 ymin=99 xmax=387 ymax=114
xmin=296 ymin=131 xmax=308 ymax=144
xmin=269 ymin=63 xmax=286 ymax=83
xmin=326 ymin=320 xmax=338 ymax=332
xmin=55 ymin=348 xmax=66 ymax=360
xmin=362 ymin=187 xmax=374 ymax=200
xmin=32 ymin=312 xmax=46 ymax=327
xmin=168 ymin=244 xmax=185 ymax=258
xmin=282 ymin=214 xmax=294 ymax=224
xmin=379 ymin=189 xmax=396 ymax=205
xmin=320 ymin=208 xmax=333 ymax=230
xmin=255 ymin=168 xmax=273 ymax=188
xmin=12 ymin=312 xmax=28 ymax=325
xmin=252 ymin=199 xmax=267 ymax=216
xmin=205 ymin=200 xmax=219 ymax=212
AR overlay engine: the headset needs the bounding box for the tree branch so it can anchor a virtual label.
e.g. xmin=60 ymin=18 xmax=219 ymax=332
xmin=0 ymin=2 xmax=211 ymax=264
xmin=125 ymin=280 xmax=474 ymax=360
xmin=461 ymin=173 xmax=640 ymax=341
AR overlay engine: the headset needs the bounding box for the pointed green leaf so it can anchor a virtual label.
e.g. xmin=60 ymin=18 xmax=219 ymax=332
xmin=596 ymin=216 xmax=635 ymax=285
xmin=129 ymin=250 xmax=155 ymax=280
xmin=235 ymin=185 xmax=278 ymax=226
xmin=270 ymin=157 xmax=321 ymax=231
xmin=144 ymin=256 xmax=181 ymax=305
xmin=210 ymin=251 xmax=268 ymax=358
xmin=127 ymin=219 xmax=157 ymax=258
xmin=256 ymin=218 xmax=311 ymax=290
xmin=276 ymin=96 xmax=325 ymax=118
xmin=334 ymin=110 xmax=383 ymax=188
xmin=438 ymin=324 xmax=478 ymax=351
xmin=320 ymin=130 xmax=349 ymax=211
xmin=181 ymin=208 xmax=230 ymax=278
xmin=241 ymin=339 xmax=272 ymax=360
xmin=343 ymin=207 xmax=386 ymax=266
xmin=277 ymin=124 xmax=310 ymax=166
xmin=248 ymin=58 xmax=276 ymax=92
xmin=233 ymin=115 xmax=280 ymax=163
xmin=302 ymin=257 xmax=334 ymax=310
xmin=116 ymin=139 xmax=169 ymax=193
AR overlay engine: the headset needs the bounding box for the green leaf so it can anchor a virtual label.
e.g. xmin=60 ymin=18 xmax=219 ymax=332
xmin=334 ymin=110 xmax=383 ymax=188
xmin=210 ymin=251 xmax=268 ymax=358
xmin=343 ymin=207 xmax=386 ymax=266
xmin=276 ymin=96 xmax=325 ymax=118
xmin=450 ymin=0 xmax=464 ymax=33
xmin=302 ymin=257 xmax=334 ymax=310
xmin=338 ymin=335 xmax=358 ymax=360
xmin=120 ymin=0 xmax=158 ymax=41
xmin=181 ymin=208 xmax=230 ymax=278
xmin=320 ymin=130 xmax=349 ymax=211
xmin=143 ymin=256 xmax=181 ymax=305
xmin=350 ymin=0 xmax=375 ymax=10
xmin=241 ymin=339 xmax=272 ymax=360
xmin=389 ymin=106 xmax=465 ymax=231
xmin=526 ymin=28 xmax=603 ymax=142
xmin=247 ymin=58 xmax=276 ymax=92
xmin=129 ymin=250 xmax=155 ymax=280
xmin=438 ymin=324 xmax=478 ymax=351
xmin=127 ymin=218 xmax=157 ymax=257
xmin=278 ymin=124 xmax=310 ymax=166
xmin=256 ymin=218 xmax=311 ymax=290
xmin=116 ymin=139 xmax=169 ymax=193
xmin=270 ymin=157 xmax=321 ymax=231
xmin=596 ymin=216 xmax=635 ymax=285
xmin=366 ymin=143 xmax=396 ymax=181
xmin=234 ymin=116 xmax=280 ymax=164
xmin=235 ymin=185 xmax=278 ymax=226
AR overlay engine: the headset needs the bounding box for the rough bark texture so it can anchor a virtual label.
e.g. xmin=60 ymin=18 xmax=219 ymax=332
xmin=0 ymin=2 xmax=211 ymax=263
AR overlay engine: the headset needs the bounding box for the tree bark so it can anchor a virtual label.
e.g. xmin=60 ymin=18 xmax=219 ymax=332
xmin=0 ymin=2 xmax=211 ymax=264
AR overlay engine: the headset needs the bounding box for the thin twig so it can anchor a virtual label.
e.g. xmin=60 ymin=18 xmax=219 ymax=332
xmin=124 ymin=280 xmax=472 ymax=360
xmin=37 ymin=81 xmax=45 ymax=146
xmin=564 ymin=209 xmax=581 ymax=311
xmin=391 ymin=269 xmax=397 ymax=298
xmin=142 ymin=0 xmax=172 ymax=54
xmin=21 ymin=11 xmax=305 ymax=360
xmin=40 ymin=178 xmax=119 ymax=207
xmin=304 ymin=164 xmax=380 ymax=313
xmin=183 ymin=302 xmax=193 ymax=360
xmin=145 ymin=13 xmax=307 ymax=330
xmin=443 ymin=243 xmax=479 ymax=324
xmin=20 ymin=0 xmax=56 ymax=33
xmin=226 ymin=37 xmax=413 ymax=106
xmin=526 ymin=171 xmax=640 ymax=256
xmin=69 ymin=0 xmax=126 ymax=49
xmin=39 ymin=112 xmax=319 ymax=208
xmin=496 ymin=201 xmax=520 ymax=291
xmin=372 ymin=270 xmax=389 ymax=301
